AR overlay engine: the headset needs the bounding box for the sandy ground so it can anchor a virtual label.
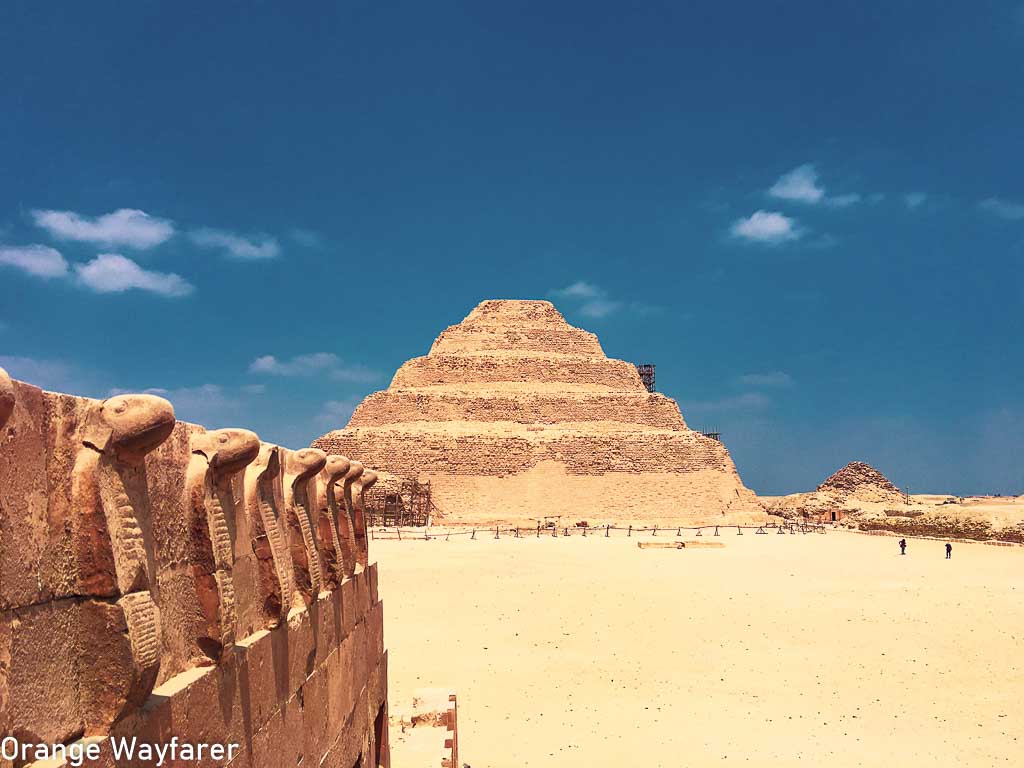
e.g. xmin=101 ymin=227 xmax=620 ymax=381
xmin=375 ymin=530 xmax=1023 ymax=767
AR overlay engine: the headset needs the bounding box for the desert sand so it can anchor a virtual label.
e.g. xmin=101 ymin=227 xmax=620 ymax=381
xmin=377 ymin=530 xmax=1023 ymax=767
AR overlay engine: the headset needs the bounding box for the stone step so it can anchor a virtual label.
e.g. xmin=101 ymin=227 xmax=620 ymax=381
xmin=348 ymin=389 xmax=687 ymax=430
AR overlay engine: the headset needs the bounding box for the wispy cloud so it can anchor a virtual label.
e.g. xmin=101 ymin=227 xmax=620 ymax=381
xmin=730 ymin=210 xmax=802 ymax=244
xmin=768 ymin=164 xmax=861 ymax=209
xmin=248 ymin=352 xmax=379 ymax=382
xmin=74 ymin=253 xmax=194 ymax=297
xmin=769 ymin=164 xmax=825 ymax=204
xmin=903 ymin=192 xmax=928 ymax=210
xmin=0 ymin=244 xmax=69 ymax=278
xmin=0 ymin=355 xmax=79 ymax=392
xmin=190 ymin=228 xmax=280 ymax=260
xmin=686 ymin=392 xmax=773 ymax=412
xmin=31 ymin=208 xmax=175 ymax=249
xmin=550 ymin=281 xmax=659 ymax=319
xmin=979 ymin=197 xmax=1024 ymax=220
xmin=736 ymin=371 xmax=794 ymax=388
xmin=314 ymin=397 xmax=363 ymax=429
xmin=825 ymin=193 xmax=861 ymax=209
xmin=552 ymin=281 xmax=604 ymax=300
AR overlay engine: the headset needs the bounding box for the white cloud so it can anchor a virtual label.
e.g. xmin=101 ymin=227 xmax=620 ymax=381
xmin=0 ymin=244 xmax=69 ymax=278
xmin=249 ymin=352 xmax=379 ymax=382
xmin=190 ymin=228 xmax=280 ymax=259
xmin=730 ymin=210 xmax=801 ymax=244
xmin=249 ymin=352 xmax=339 ymax=376
xmin=826 ymin=193 xmax=861 ymax=209
xmin=74 ymin=253 xmax=194 ymax=297
xmin=769 ymin=164 xmax=825 ymax=204
xmin=31 ymin=208 xmax=174 ymax=249
xmin=550 ymin=281 xmax=660 ymax=319
xmin=579 ymin=298 xmax=622 ymax=318
xmin=979 ymin=197 xmax=1024 ymax=220
xmin=736 ymin=371 xmax=794 ymax=388
xmin=904 ymin=193 xmax=927 ymax=210
xmin=315 ymin=397 xmax=363 ymax=429
xmin=0 ymin=355 xmax=78 ymax=392
xmin=552 ymin=280 xmax=604 ymax=299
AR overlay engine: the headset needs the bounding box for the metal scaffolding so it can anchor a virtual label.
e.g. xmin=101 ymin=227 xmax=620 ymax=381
xmin=635 ymin=363 xmax=656 ymax=392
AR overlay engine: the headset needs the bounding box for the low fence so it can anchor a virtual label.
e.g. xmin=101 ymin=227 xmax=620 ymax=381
xmin=370 ymin=520 xmax=827 ymax=541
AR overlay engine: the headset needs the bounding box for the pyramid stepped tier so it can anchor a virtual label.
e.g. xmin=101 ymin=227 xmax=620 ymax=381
xmin=313 ymin=299 xmax=763 ymax=525
xmin=347 ymin=390 xmax=688 ymax=430
xmin=390 ymin=353 xmax=643 ymax=389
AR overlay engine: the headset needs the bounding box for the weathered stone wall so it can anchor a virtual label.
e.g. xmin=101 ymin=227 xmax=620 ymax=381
xmin=0 ymin=374 xmax=389 ymax=768
xmin=390 ymin=354 xmax=643 ymax=389
xmin=348 ymin=390 xmax=686 ymax=430
xmin=315 ymin=299 xmax=763 ymax=525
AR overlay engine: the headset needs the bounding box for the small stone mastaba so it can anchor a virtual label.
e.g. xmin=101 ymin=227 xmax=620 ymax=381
xmin=313 ymin=299 xmax=763 ymax=525
xmin=817 ymin=461 xmax=903 ymax=498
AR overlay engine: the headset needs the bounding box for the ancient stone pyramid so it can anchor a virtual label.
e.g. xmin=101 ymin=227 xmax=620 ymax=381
xmin=817 ymin=461 xmax=902 ymax=498
xmin=313 ymin=300 xmax=762 ymax=525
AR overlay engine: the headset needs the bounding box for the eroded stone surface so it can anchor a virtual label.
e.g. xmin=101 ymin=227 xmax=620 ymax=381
xmin=0 ymin=376 xmax=389 ymax=766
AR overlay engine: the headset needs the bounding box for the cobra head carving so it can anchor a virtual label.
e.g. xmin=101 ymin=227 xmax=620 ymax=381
xmin=324 ymin=454 xmax=351 ymax=484
xmin=343 ymin=461 xmax=364 ymax=487
xmin=286 ymin=447 xmax=327 ymax=482
xmin=252 ymin=441 xmax=281 ymax=478
xmin=194 ymin=428 xmax=260 ymax=477
xmin=0 ymin=366 xmax=14 ymax=430
xmin=360 ymin=470 xmax=378 ymax=492
xmin=82 ymin=393 xmax=176 ymax=463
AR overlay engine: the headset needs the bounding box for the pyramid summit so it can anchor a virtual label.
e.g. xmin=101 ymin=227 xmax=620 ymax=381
xmin=313 ymin=299 xmax=762 ymax=525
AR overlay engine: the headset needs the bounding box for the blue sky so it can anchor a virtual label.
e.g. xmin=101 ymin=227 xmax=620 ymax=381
xmin=1 ymin=1 xmax=1022 ymax=495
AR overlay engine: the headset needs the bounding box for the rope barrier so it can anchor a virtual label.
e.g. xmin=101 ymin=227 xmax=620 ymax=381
xmin=369 ymin=520 xmax=827 ymax=541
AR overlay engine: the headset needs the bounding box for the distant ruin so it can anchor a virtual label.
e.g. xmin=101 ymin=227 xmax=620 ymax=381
xmin=0 ymin=370 xmax=389 ymax=767
xmin=314 ymin=299 xmax=763 ymax=526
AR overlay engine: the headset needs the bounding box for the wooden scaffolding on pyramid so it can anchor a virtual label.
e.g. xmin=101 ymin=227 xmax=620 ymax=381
xmin=364 ymin=478 xmax=435 ymax=527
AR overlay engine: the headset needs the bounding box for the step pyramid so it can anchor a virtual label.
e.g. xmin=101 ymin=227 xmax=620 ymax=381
xmin=313 ymin=300 xmax=763 ymax=525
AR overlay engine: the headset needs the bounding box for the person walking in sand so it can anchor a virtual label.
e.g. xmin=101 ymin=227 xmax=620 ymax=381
xmin=945 ymin=542 xmax=952 ymax=559
xmin=899 ymin=538 xmax=907 ymax=555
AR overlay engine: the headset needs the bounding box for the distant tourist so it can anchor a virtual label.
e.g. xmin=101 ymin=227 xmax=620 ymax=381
xmin=899 ymin=538 xmax=907 ymax=555
xmin=945 ymin=542 xmax=952 ymax=559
